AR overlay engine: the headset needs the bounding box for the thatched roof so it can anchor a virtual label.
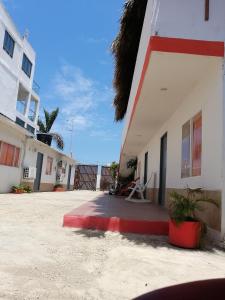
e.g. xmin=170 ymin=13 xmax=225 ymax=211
xmin=112 ymin=0 xmax=148 ymax=121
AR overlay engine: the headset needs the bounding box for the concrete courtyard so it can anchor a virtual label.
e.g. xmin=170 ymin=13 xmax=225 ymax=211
xmin=0 ymin=190 xmax=225 ymax=300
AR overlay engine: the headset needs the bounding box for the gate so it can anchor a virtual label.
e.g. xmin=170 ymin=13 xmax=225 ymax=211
xmin=100 ymin=166 xmax=114 ymax=191
xmin=74 ymin=164 xmax=98 ymax=191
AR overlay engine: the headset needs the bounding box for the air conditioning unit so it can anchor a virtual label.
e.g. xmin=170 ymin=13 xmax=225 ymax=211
xmin=23 ymin=167 xmax=36 ymax=179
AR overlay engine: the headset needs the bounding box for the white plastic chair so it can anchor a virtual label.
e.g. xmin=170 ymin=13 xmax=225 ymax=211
xmin=125 ymin=172 xmax=154 ymax=202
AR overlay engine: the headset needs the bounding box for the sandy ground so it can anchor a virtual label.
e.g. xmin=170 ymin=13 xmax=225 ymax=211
xmin=0 ymin=190 xmax=225 ymax=300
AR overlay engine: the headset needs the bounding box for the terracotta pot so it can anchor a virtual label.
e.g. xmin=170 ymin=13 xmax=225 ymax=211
xmin=13 ymin=189 xmax=24 ymax=194
xmin=53 ymin=187 xmax=65 ymax=192
xmin=169 ymin=219 xmax=201 ymax=249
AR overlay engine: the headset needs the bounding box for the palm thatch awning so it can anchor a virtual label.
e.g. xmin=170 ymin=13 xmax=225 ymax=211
xmin=111 ymin=0 xmax=148 ymax=121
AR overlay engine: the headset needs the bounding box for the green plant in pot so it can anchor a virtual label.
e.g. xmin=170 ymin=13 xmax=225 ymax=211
xmin=11 ymin=184 xmax=24 ymax=194
xmin=169 ymin=187 xmax=219 ymax=249
xmin=109 ymin=161 xmax=119 ymax=192
xmin=37 ymin=108 xmax=64 ymax=150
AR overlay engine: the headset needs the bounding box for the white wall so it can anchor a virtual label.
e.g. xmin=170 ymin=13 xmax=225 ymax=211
xmin=137 ymin=61 xmax=223 ymax=192
xmin=24 ymin=140 xmax=75 ymax=189
xmin=0 ymin=117 xmax=76 ymax=193
xmin=0 ymin=121 xmax=25 ymax=192
xmin=0 ymin=2 xmax=39 ymax=129
xmin=153 ymin=0 xmax=225 ymax=42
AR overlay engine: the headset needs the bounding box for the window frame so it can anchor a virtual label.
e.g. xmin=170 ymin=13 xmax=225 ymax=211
xmin=28 ymin=98 xmax=37 ymax=122
xmin=22 ymin=53 xmax=32 ymax=78
xmin=46 ymin=156 xmax=53 ymax=175
xmin=0 ymin=141 xmax=20 ymax=168
xmin=181 ymin=111 xmax=202 ymax=178
xmin=3 ymin=30 xmax=15 ymax=58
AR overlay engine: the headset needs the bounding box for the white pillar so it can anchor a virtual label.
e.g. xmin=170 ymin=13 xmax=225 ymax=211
xmin=221 ymin=59 xmax=225 ymax=241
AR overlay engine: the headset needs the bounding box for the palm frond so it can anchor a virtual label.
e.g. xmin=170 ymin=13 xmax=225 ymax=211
xmin=44 ymin=109 xmax=50 ymax=131
xmin=37 ymin=119 xmax=47 ymax=133
xmin=169 ymin=189 xmax=219 ymax=223
xmin=51 ymin=132 xmax=64 ymax=150
xmin=46 ymin=108 xmax=59 ymax=132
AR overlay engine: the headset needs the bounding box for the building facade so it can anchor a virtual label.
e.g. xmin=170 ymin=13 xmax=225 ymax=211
xmin=0 ymin=2 xmax=39 ymax=133
xmin=0 ymin=2 xmax=76 ymax=193
xmin=119 ymin=0 xmax=225 ymax=240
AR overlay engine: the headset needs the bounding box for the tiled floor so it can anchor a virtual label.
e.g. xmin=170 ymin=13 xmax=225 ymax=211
xmin=63 ymin=193 xmax=169 ymax=235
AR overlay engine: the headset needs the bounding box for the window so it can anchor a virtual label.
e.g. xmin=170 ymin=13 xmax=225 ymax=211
xmin=46 ymin=157 xmax=53 ymax=175
xmin=181 ymin=112 xmax=202 ymax=178
xmin=192 ymin=112 xmax=202 ymax=176
xmin=16 ymin=99 xmax=27 ymax=115
xmin=15 ymin=117 xmax=25 ymax=128
xmin=26 ymin=124 xmax=35 ymax=134
xmin=3 ymin=30 xmax=15 ymax=57
xmin=28 ymin=98 xmax=37 ymax=122
xmin=0 ymin=141 xmax=20 ymax=167
xmin=22 ymin=54 xmax=32 ymax=77
xmin=181 ymin=121 xmax=191 ymax=178
xmin=16 ymin=83 xmax=29 ymax=115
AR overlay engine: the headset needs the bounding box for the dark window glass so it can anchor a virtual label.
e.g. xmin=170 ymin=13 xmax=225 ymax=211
xmin=3 ymin=30 xmax=15 ymax=57
xmin=15 ymin=117 xmax=25 ymax=128
xmin=26 ymin=124 xmax=35 ymax=134
xmin=22 ymin=54 xmax=32 ymax=77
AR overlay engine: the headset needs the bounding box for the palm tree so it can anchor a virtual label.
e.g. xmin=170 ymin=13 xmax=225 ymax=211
xmin=37 ymin=108 xmax=64 ymax=150
xmin=111 ymin=0 xmax=148 ymax=121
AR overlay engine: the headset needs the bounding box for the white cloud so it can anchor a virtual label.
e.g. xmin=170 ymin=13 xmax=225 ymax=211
xmin=47 ymin=63 xmax=114 ymax=133
xmin=89 ymin=129 xmax=119 ymax=141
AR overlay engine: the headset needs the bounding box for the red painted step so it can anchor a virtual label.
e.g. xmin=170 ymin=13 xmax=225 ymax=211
xmin=63 ymin=196 xmax=169 ymax=235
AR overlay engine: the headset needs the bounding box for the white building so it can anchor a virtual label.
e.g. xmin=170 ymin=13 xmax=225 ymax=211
xmin=118 ymin=0 xmax=225 ymax=240
xmin=0 ymin=2 xmax=76 ymax=192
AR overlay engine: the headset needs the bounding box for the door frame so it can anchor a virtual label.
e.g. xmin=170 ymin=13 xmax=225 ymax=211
xmin=67 ymin=164 xmax=72 ymax=190
xmin=144 ymin=152 xmax=148 ymax=185
xmin=158 ymin=133 xmax=167 ymax=206
xmin=33 ymin=152 xmax=44 ymax=192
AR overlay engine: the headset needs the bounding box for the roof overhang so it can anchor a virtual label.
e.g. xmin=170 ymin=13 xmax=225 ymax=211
xmin=120 ymin=36 xmax=224 ymax=175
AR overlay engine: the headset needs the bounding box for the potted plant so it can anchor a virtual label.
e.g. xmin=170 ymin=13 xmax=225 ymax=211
xmin=37 ymin=108 xmax=64 ymax=150
xmin=53 ymin=184 xmax=65 ymax=192
xmin=23 ymin=185 xmax=32 ymax=193
xmin=11 ymin=184 xmax=24 ymax=194
xmin=169 ymin=187 xmax=219 ymax=249
xmin=109 ymin=161 xmax=119 ymax=194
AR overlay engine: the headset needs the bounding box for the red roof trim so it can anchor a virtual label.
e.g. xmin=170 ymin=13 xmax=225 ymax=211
xmin=151 ymin=36 xmax=224 ymax=57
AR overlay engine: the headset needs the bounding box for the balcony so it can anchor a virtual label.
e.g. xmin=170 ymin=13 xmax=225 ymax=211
xmin=32 ymin=80 xmax=40 ymax=95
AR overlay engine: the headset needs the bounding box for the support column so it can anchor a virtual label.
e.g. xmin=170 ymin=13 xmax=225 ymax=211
xmin=221 ymin=59 xmax=225 ymax=241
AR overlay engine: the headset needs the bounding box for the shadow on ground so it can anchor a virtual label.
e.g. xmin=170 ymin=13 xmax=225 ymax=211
xmin=71 ymin=228 xmax=218 ymax=253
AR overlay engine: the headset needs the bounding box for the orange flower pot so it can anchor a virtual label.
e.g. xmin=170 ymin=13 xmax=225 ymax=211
xmin=12 ymin=189 xmax=24 ymax=194
xmin=169 ymin=220 xmax=201 ymax=249
xmin=53 ymin=187 xmax=65 ymax=192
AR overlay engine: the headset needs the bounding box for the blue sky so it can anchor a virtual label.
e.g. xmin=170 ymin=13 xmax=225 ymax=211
xmin=3 ymin=0 xmax=124 ymax=165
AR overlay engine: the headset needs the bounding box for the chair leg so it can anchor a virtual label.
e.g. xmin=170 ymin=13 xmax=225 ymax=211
xmin=140 ymin=190 xmax=145 ymax=200
xmin=126 ymin=188 xmax=136 ymax=200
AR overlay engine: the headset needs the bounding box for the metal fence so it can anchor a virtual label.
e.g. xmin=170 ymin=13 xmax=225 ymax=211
xmin=74 ymin=164 xmax=114 ymax=191
xmin=74 ymin=164 xmax=98 ymax=191
xmin=100 ymin=166 xmax=114 ymax=191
